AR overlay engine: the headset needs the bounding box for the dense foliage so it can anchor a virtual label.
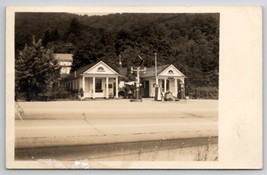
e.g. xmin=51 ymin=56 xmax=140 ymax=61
xmin=15 ymin=12 xmax=219 ymax=99
xmin=15 ymin=37 xmax=61 ymax=100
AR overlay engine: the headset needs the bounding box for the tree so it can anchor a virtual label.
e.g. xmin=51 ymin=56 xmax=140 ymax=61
xmin=15 ymin=13 xmax=219 ymax=98
xmin=42 ymin=30 xmax=51 ymax=47
xmin=15 ymin=36 xmax=61 ymax=101
xmin=42 ymin=29 xmax=60 ymax=47
xmin=63 ymin=17 xmax=82 ymax=44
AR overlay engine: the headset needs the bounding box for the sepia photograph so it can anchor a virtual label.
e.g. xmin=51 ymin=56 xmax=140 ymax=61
xmin=14 ymin=11 xmax=219 ymax=164
xmin=6 ymin=6 xmax=262 ymax=169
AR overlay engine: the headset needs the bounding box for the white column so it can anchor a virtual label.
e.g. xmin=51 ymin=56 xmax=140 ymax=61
xmin=157 ymin=79 xmax=161 ymax=94
xmin=115 ymin=77 xmax=119 ymax=99
xmin=164 ymin=78 xmax=167 ymax=93
xmin=92 ymin=77 xmax=95 ymax=99
xmin=82 ymin=76 xmax=85 ymax=91
xmin=182 ymin=79 xmax=185 ymax=98
xmin=174 ymin=78 xmax=178 ymax=97
xmin=106 ymin=77 xmax=109 ymax=99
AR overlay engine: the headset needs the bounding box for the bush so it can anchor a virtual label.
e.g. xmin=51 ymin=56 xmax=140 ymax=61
xmin=189 ymin=87 xmax=218 ymax=99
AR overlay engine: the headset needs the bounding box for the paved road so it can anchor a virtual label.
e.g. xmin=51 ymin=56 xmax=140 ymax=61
xmin=15 ymin=99 xmax=218 ymax=149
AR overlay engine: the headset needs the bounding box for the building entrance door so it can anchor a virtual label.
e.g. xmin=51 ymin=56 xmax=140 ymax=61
xmin=144 ymin=80 xmax=150 ymax=97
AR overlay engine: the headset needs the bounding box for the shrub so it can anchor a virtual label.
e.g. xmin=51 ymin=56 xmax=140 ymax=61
xmin=189 ymin=87 xmax=218 ymax=99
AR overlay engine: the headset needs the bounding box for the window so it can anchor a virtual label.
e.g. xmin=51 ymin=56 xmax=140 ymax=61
xmin=168 ymin=70 xmax=174 ymax=74
xmin=97 ymin=67 xmax=105 ymax=72
xmin=95 ymin=78 xmax=103 ymax=92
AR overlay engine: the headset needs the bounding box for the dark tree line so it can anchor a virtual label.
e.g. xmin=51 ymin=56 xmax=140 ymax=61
xmin=15 ymin=12 xmax=219 ymax=99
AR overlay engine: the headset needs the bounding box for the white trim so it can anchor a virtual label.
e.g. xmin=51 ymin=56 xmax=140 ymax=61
xmin=83 ymin=61 xmax=119 ymax=75
xmin=164 ymin=78 xmax=167 ymax=93
xmin=92 ymin=77 xmax=95 ymax=99
xmin=106 ymin=77 xmax=109 ymax=99
xmin=82 ymin=74 xmax=118 ymax=78
xmin=158 ymin=64 xmax=186 ymax=77
xmin=115 ymin=77 xmax=118 ymax=99
xmin=82 ymin=76 xmax=85 ymax=91
xmin=174 ymin=78 xmax=178 ymax=97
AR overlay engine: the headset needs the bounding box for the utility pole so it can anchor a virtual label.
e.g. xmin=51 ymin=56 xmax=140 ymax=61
xmin=155 ymin=52 xmax=158 ymax=85
xmin=130 ymin=66 xmax=146 ymax=102
xmin=154 ymin=52 xmax=161 ymax=101
xmin=129 ymin=54 xmax=146 ymax=102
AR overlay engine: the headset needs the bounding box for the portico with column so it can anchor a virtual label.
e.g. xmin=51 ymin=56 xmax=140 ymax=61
xmin=158 ymin=77 xmax=184 ymax=97
xmin=81 ymin=75 xmax=118 ymax=99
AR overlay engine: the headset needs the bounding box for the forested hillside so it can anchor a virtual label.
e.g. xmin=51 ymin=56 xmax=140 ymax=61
xmin=15 ymin=12 xmax=219 ymax=99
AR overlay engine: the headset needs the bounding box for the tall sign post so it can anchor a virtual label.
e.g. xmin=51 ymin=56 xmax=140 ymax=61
xmin=155 ymin=53 xmax=158 ymax=85
xmin=154 ymin=52 xmax=162 ymax=101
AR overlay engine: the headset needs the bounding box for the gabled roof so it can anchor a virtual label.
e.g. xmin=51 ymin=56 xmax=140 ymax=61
xmin=141 ymin=64 xmax=186 ymax=78
xmin=54 ymin=53 xmax=73 ymax=62
xmin=83 ymin=61 xmax=119 ymax=75
xmin=64 ymin=61 xmax=119 ymax=80
xmin=140 ymin=65 xmax=170 ymax=78
xmin=75 ymin=62 xmax=98 ymax=75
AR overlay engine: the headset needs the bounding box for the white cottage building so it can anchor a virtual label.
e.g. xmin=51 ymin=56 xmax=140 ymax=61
xmin=65 ymin=60 xmax=186 ymax=100
xmin=65 ymin=61 xmax=119 ymax=99
xmin=140 ymin=64 xmax=186 ymax=99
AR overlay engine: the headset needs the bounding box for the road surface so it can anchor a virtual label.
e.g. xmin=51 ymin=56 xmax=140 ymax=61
xmin=15 ymin=99 xmax=218 ymax=149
